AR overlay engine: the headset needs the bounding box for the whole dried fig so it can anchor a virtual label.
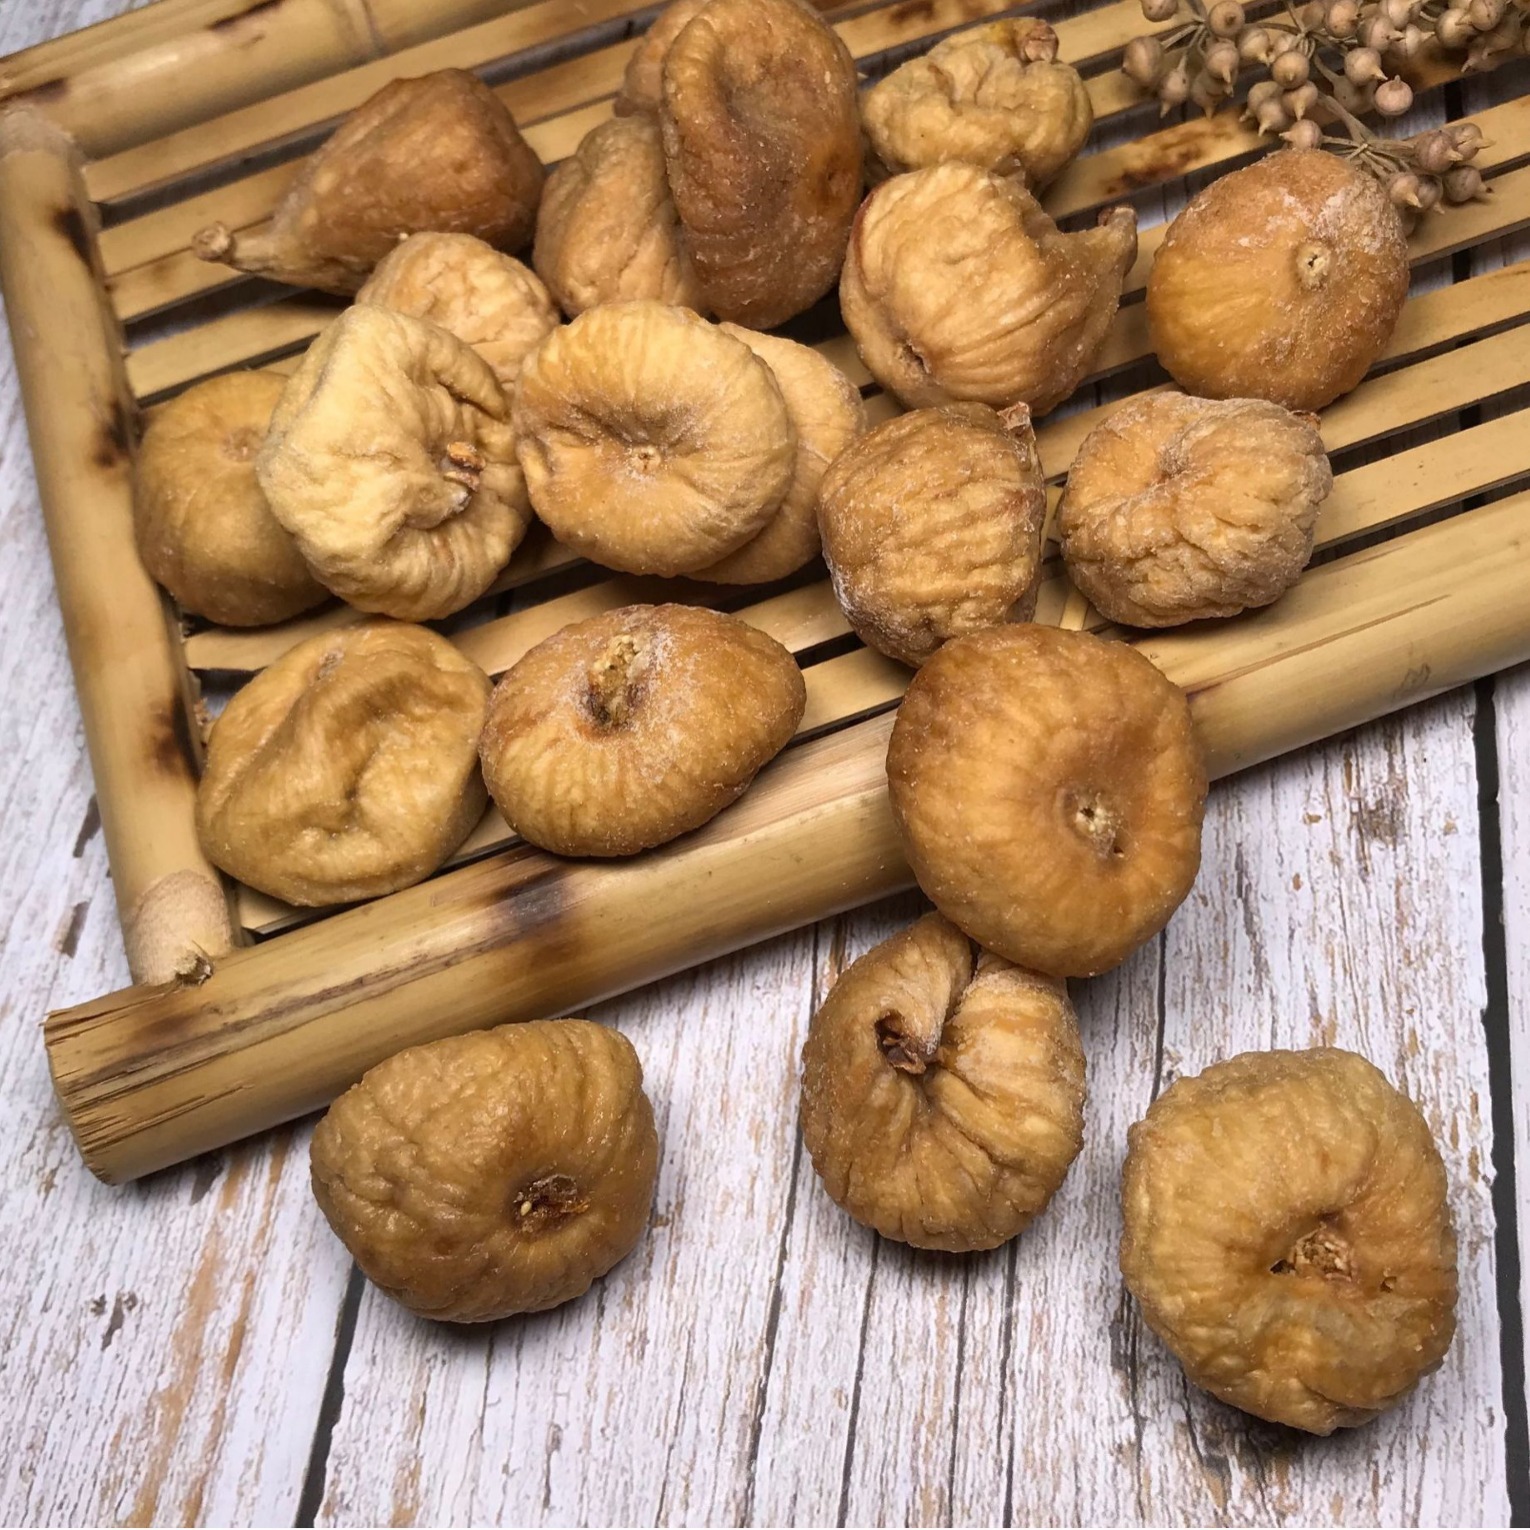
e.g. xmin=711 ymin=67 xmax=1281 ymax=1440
xmin=512 ymin=302 xmax=793 ymax=576
xmin=614 ymin=0 xmax=710 ymax=116
xmin=1147 ymin=150 xmax=1409 ymax=411
xmin=258 ymin=305 xmax=530 ymax=621
xmin=660 ymin=0 xmax=863 ymax=327
xmin=134 ymin=371 xmax=326 ymax=627
xmin=887 ymin=625 xmax=1207 ymax=976
xmin=800 ymin=912 xmax=1085 ymax=1251
xmin=818 ymin=402 xmax=1046 ymax=665
xmin=1058 ymin=392 xmax=1333 ymax=627
xmin=197 ymin=621 xmax=489 ymax=905
xmin=480 ymin=604 xmax=805 ymax=857
xmin=1121 ymin=1048 xmax=1457 ymax=1434
xmin=861 ymin=18 xmax=1093 ymax=188
xmin=695 ymin=325 xmax=867 ymax=585
xmin=193 ymin=70 xmax=545 ymax=295
xmin=532 ymin=114 xmax=703 ymax=317
xmin=357 ymin=232 xmax=558 ymax=392
xmin=842 ymin=163 xmax=1137 ymax=413
xmin=312 ymin=1020 xmax=659 ymax=1322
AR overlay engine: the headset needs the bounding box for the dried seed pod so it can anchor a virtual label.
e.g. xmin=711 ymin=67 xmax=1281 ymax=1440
xmin=660 ymin=0 xmax=862 ymax=327
xmin=1141 ymin=0 xmax=1180 ymax=20
xmin=1326 ymin=0 xmax=1362 ymax=38
xmin=1283 ymin=81 xmax=1322 ymax=119
xmin=1207 ymin=0 xmax=1247 ymax=34
xmin=1124 ymin=34 xmax=1168 ymax=84
xmin=1190 ymin=70 xmax=1231 ymax=114
xmin=1344 ymin=43 xmax=1387 ymax=81
xmin=841 ymin=163 xmax=1137 ymax=414
xmin=886 ymin=625 xmax=1207 ymax=977
xmin=356 ymin=232 xmax=558 ymax=392
xmin=800 ymin=913 xmax=1086 ymax=1252
xmin=1359 ymin=12 xmax=1398 ymax=48
xmin=312 ymin=1021 xmax=659 ymax=1321
xmin=1281 ymin=118 xmax=1324 ymax=150
xmin=1390 ymin=21 xmax=1428 ymax=58
xmin=1467 ymin=0 xmax=1507 ymax=28
xmin=1435 ymin=4 xmax=1478 ymax=44
xmin=1374 ymin=76 xmax=1415 ymax=114
xmin=480 ymin=604 xmax=805 ymax=857
xmin=861 ymin=18 xmax=1093 ymax=189
xmin=1121 ymin=1048 xmax=1457 ymax=1433
xmin=1237 ymin=25 xmax=1276 ymax=60
xmin=532 ymin=114 xmax=703 ymax=317
xmin=1442 ymin=164 xmax=1489 ymax=202
xmin=1157 ymin=53 xmax=1194 ymax=107
xmin=1203 ymin=38 xmax=1242 ymax=82
xmin=1331 ymin=75 xmax=1377 ymax=115
xmin=1148 ymin=150 xmax=1409 ymax=411
xmin=134 ymin=372 xmax=327 ymax=627
xmin=694 ymin=327 xmax=867 ymax=585
xmin=818 ymin=403 xmax=1046 ymax=666
xmin=1410 ymin=129 xmax=1462 ymax=176
xmin=614 ymin=0 xmax=710 ymax=115
xmin=1388 ymin=169 xmax=1426 ymax=208
xmin=512 ymin=302 xmax=794 ymax=576
xmin=197 ymin=621 xmax=490 ymax=904
xmin=1270 ymin=47 xmax=1311 ymax=85
xmin=258 ymin=307 xmax=529 ymax=620
xmin=1057 ymin=392 xmax=1332 ymax=627
xmin=1446 ymin=120 xmax=1487 ymax=154
xmin=1412 ymin=174 xmax=1444 ymax=212
xmin=193 ymin=71 xmax=544 ymax=295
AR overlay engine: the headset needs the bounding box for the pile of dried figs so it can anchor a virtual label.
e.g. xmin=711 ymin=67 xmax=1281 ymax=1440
xmin=131 ymin=0 xmax=1459 ymax=1438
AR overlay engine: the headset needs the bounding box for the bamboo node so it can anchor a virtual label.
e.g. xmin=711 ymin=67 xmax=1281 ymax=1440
xmin=0 ymin=104 xmax=80 ymax=164
xmin=123 ymin=868 xmax=235 ymax=987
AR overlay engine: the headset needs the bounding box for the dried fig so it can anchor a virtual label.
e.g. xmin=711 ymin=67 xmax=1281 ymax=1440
xmin=861 ymin=18 xmax=1093 ymax=188
xmin=312 ymin=1020 xmax=659 ymax=1322
xmin=660 ymin=0 xmax=863 ymax=326
xmin=1058 ymin=393 xmax=1333 ymax=627
xmin=1121 ymin=1048 xmax=1457 ymax=1434
xmin=357 ymin=232 xmax=558 ymax=392
xmin=695 ymin=325 xmax=867 ymax=585
xmin=258 ymin=305 xmax=530 ymax=621
xmin=887 ymin=625 xmax=1207 ymax=976
xmin=480 ymin=604 xmax=805 ymax=857
xmin=842 ymin=163 xmax=1138 ymax=413
xmin=818 ymin=402 xmax=1046 ymax=665
xmin=532 ymin=114 xmax=703 ymax=317
xmin=512 ymin=302 xmax=793 ymax=576
xmin=197 ymin=621 xmax=489 ymax=905
xmin=1147 ymin=150 xmax=1409 ymax=411
xmin=800 ymin=912 xmax=1085 ymax=1251
xmin=614 ymin=0 xmax=710 ymax=116
xmin=193 ymin=70 xmax=544 ymax=295
xmin=133 ymin=371 xmax=326 ymax=627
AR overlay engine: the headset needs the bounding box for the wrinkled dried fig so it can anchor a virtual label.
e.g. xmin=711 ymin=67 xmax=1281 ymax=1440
xmin=614 ymin=0 xmax=710 ymax=116
xmin=1148 ymin=150 xmax=1409 ymax=411
xmin=695 ymin=326 xmax=867 ymax=585
xmin=660 ymin=0 xmax=863 ymax=326
xmin=861 ymin=18 xmax=1093 ymax=188
xmin=818 ymin=402 xmax=1046 ymax=665
xmin=887 ymin=625 xmax=1207 ymax=976
xmin=134 ymin=371 xmax=326 ymax=627
xmin=533 ymin=114 xmax=703 ymax=316
xmin=197 ymin=621 xmax=489 ymax=905
xmin=513 ymin=303 xmax=793 ymax=575
xmin=258 ymin=305 xmax=530 ymax=621
xmin=842 ymin=163 xmax=1137 ymax=413
xmin=1058 ymin=393 xmax=1333 ymax=627
xmin=1121 ymin=1048 xmax=1457 ymax=1434
xmin=312 ymin=1020 xmax=659 ymax=1322
xmin=480 ymin=604 xmax=805 ymax=857
xmin=801 ymin=912 xmax=1085 ymax=1251
xmin=357 ymin=232 xmax=558 ymax=391
xmin=193 ymin=70 xmax=544 ymax=295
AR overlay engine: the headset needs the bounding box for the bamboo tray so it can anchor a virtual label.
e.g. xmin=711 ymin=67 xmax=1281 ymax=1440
xmin=4 ymin=0 xmax=1529 ymax=1184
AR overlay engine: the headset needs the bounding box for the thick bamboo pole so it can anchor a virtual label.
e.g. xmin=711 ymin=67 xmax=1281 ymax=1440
xmin=0 ymin=108 xmax=235 ymax=984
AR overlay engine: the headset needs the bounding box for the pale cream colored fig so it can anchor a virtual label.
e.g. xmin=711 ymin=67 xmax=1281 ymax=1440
xmin=841 ymin=163 xmax=1137 ymax=413
xmin=614 ymin=0 xmax=710 ymax=115
xmin=801 ymin=912 xmax=1085 ymax=1251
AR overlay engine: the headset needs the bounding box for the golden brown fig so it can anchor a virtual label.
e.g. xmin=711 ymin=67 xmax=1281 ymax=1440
xmin=1147 ymin=150 xmax=1409 ymax=411
xmin=197 ymin=622 xmax=489 ymax=905
xmin=660 ymin=0 xmax=863 ymax=326
xmin=192 ymin=70 xmax=545 ymax=295
xmin=312 ymin=1020 xmax=659 ymax=1322
xmin=887 ymin=625 xmax=1207 ymax=977
xmin=614 ymin=0 xmax=710 ymax=115
xmin=1121 ymin=1048 xmax=1458 ymax=1434
xmin=133 ymin=372 xmax=326 ymax=627
xmin=532 ymin=114 xmax=703 ymax=316
xmin=818 ymin=402 xmax=1046 ymax=665
xmin=801 ymin=912 xmax=1085 ymax=1251
xmin=842 ymin=163 xmax=1137 ymax=413
xmin=356 ymin=232 xmax=558 ymax=391
xmin=512 ymin=303 xmax=794 ymax=576
xmin=258 ymin=306 xmax=530 ymax=621
xmin=861 ymin=18 xmax=1093 ymax=188
xmin=480 ymin=604 xmax=805 ymax=857
xmin=695 ymin=325 xmax=867 ymax=585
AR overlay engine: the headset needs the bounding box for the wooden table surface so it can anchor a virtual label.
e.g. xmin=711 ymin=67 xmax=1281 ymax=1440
xmin=3 ymin=3 xmax=1529 ymax=1525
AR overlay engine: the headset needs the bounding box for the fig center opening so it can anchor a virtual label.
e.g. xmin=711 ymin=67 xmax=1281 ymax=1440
xmin=1070 ymin=792 xmax=1126 ymax=859
xmin=223 ymin=426 xmax=263 ymax=463
xmin=1294 ymin=240 xmax=1331 ymax=291
xmin=440 ymin=438 xmax=485 ymax=502
xmin=514 ymin=1173 xmax=588 ymax=1229
xmin=585 ymin=632 xmax=648 ymax=728
xmin=875 ymin=1011 xmax=939 ymax=1075
xmin=1271 ymin=1218 xmax=1355 ymax=1281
